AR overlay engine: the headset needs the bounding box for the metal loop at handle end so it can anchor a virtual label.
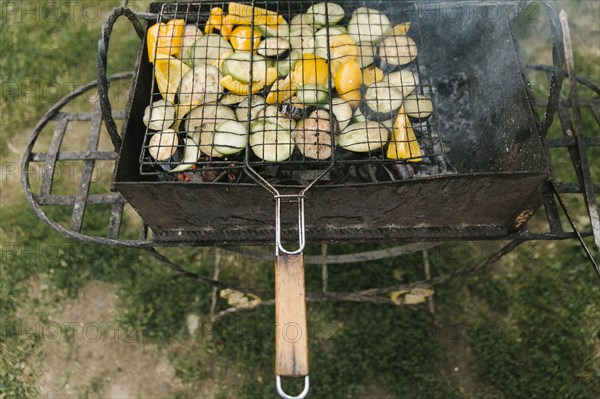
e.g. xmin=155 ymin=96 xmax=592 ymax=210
xmin=276 ymin=375 xmax=309 ymax=399
xmin=275 ymin=195 xmax=305 ymax=255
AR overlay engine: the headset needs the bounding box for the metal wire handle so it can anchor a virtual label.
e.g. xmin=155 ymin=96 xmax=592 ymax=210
xmin=275 ymin=195 xmax=306 ymax=255
xmin=97 ymin=6 xmax=145 ymax=151
xmin=276 ymin=376 xmax=310 ymax=399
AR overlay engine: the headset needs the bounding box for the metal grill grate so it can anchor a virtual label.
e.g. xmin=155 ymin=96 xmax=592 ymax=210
xmin=139 ymin=1 xmax=444 ymax=176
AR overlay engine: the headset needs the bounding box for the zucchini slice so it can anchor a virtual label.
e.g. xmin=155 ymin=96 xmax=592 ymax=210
xmin=219 ymin=92 xmax=246 ymax=106
xmin=290 ymin=13 xmax=315 ymax=29
xmin=353 ymin=107 xmax=367 ymax=123
xmin=307 ymin=2 xmax=345 ymax=26
xmin=275 ymin=49 xmax=302 ymax=78
xmin=403 ymin=94 xmax=433 ymax=119
xmin=362 ymin=82 xmax=404 ymax=120
xmin=296 ymin=83 xmax=329 ymax=105
xmin=256 ymin=105 xmax=296 ymax=131
xmin=289 ymin=26 xmax=315 ymax=52
xmin=221 ymin=52 xmax=269 ymax=83
xmin=293 ymin=109 xmax=334 ymax=160
xmin=325 ymin=97 xmax=353 ymax=131
xmin=347 ymin=8 xmax=391 ymax=45
xmin=355 ymin=41 xmax=375 ymax=68
xmin=180 ymin=25 xmax=203 ymax=64
xmin=143 ymin=99 xmax=176 ymax=131
xmin=188 ymin=124 xmax=224 ymax=158
xmin=338 ymin=121 xmax=389 ymax=153
xmin=183 ymin=34 xmax=232 ymax=67
xmin=255 ymin=20 xmax=290 ymax=38
xmin=236 ymin=95 xmax=267 ymax=122
xmin=257 ymin=37 xmax=291 ymax=60
xmin=184 ymin=104 xmax=237 ymax=132
xmin=383 ymin=69 xmax=418 ymax=97
xmin=313 ymin=27 xmax=349 ymax=60
xmin=178 ymin=64 xmax=223 ymax=106
xmin=249 ymin=121 xmax=295 ymax=162
xmin=375 ymin=35 xmax=418 ymax=72
xmin=212 ymin=120 xmax=248 ymax=155
xmin=148 ymin=129 xmax=181 ymax=161
xmin=169 ymin=137 xmax=202 ymax=173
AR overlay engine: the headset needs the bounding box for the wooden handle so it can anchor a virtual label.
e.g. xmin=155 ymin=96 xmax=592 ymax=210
xmin=275 ymin=254 xmax=309 ymax=377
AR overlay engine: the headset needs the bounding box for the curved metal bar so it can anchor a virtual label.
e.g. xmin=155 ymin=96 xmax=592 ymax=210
xmin=21 ymin=73 xmax=153 ymax=248
xmin=276 ymin=376 xmax=309 ymax=399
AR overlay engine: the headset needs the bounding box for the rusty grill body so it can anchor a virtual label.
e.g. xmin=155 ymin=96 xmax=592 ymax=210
xmin=114 ymin=0 xmax=549 ymax=244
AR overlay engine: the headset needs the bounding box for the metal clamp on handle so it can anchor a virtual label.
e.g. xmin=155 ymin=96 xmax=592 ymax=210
xmin=276 ymin=376 xmax=310 ymax=399
xmin=275 ymin=195 xmax=306 ymax=255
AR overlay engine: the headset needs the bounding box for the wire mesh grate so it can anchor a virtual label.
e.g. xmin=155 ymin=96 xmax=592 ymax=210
xmin=139 ymin=1 xmax=444 ymax=177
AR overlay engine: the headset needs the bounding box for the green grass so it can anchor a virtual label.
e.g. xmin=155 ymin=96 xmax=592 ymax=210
xmin=1 ymin=1 xmax=599 ymax=398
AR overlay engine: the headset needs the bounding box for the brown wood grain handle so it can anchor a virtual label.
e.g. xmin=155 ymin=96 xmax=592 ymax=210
xmin=275 ymin=254 xmax=309 ymax=377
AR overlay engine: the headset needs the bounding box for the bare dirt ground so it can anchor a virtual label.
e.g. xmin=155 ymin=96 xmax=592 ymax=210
xmin=16 ymin=280 xmax=216 ymax=398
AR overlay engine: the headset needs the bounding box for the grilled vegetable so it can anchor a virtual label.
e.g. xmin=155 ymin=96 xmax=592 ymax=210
xmin=289 ymin=26 xmax=316 ymax=52
xmin=188 ymin=124 xmax=224 ymax=158
xmin=280 ymin=98 xmax=310 ymax=121
xmin=257 ymin=37 xmax=291 ymax=59
xmin=290 ymin=13 xmax=315 ymax=29
xmin=221 ymin=52 xmax=270 ymax=83
xmin=325 ymin=98 xmax=353 ymax=131
xmin=326 ymin=34 xmax=358 ymax=66
xmin=296 ymin=84 xmax=329 ymax=105
xmin=375 ymin=35 xmax=418 ymax=72
xmin=180 ymin=25 xmax=203 ymax=61
xmin=170 ymin=137 xmax=202 ymax=173
xmin=219 ymin=92 xmax=247 ymax=105
xmin=334 ymin=59 xmax=362 ymax=107
xmin=338 ymin=121 xmax=389 ymax=152
xmin=256 ymin=105 xmax=296 ymax=131
xmin=292 ymin=54 xmax=329 ymax=86
xmin=403 ymin=94 xmax=433 ymax=119
xmin=347 ymin=8 xmax=391 ymax=44
xmin=148 ymin=129 xmax=181 ymax=162
xmin=362 ymin=82 xmax=404 ymax=120
xmin=255 ymin=20 xmax=290 ymax=38
xmin=147 ymin=19 xmax=186 ymax=62
xmin=184 ymin=34 xmax=232 ymax=67
xmin=236 ymin=95 xmax=267 ymax=121
xmin=229 ymin=26 xmax=262 ymax=51
xmin=362 ymin=65 xmax=384 ymax=86
xmin=275 ymin=49 xmax=301 ymax=78
xmin=266 ymin=75 xmax=298 ymax=104
xmin=154 ymin=57 xmax=191 ymax=104
xmin=227 ymin=2 xmax=285 ymax=26
xmin=184 ymin=104 xmax=237 ymax=132
xmin=355 ymin=41 xmax=375 ymax=68
xmin=212 ymin=120 xmax=247 ymax=155
xmin=383 ymin=69 xmax=418 ymax=98
xmin=178 ymin=64 xmax=223 ymax=106
xmin=387 ymin=106 xmax=422 ymax=161
xmin=353 ymin=107 xmax=367 ymax=123
xmin=307 ymin=2 xmax=345 ymax=26
xmin=220 ymin=75 xmax=265 ymax=95
xmin=293 ymin=109 xmax=334 ymax=160
xmin=204 ymin=7 xmax=234 ymax=39
xmin=143 ymin=99 xmax=176 ymax=131
xmin=249 ymin=120 xmax=295 ymax=162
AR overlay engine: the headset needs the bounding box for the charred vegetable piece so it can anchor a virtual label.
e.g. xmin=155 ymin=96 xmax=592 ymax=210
xmin=212 ymin=120 xmax=248 ymax=155
xmin=178 ymin=64 xmax=223 ymax=106
xmin=338 ymin=121 xmax=389 ymax=152
xmin=236 ymin=95 xmax=267 ymax=121
xmin=229 ymin=26 xmax=262 ymax=51
xmin=280 ymin=98 xmax=310 ymax=121
xmin=387 ymin=107 xmax=422 ymax=161
xmin=293 ymin=109 xmax=334 ymax=160
xmin=148 ymin=129 xmax=181 ymax=162
xmin=306 ymin=2 xmax=345 ymax=26
xmin=375 ymin=35 xmax=418 ymax=72
xmin=143 ymin=99 xmax=176 ymax=131
xmin=257 ymin=37 xmax=291 ymax=59
xmin=347 ymin=8 xmax=391 ymax=45
xmin=403 ymin=94 xmax=433 ymax=119
xmin=250 ymin=120 xmax=295 ymax=162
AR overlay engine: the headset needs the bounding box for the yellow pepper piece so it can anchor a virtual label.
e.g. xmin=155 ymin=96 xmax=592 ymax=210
xmin=205 ymin=8 xmax=234 ymax=39
xmin=154 ymin=57 xmax=191 ymax=103
xmin=362 ymin=65 xmax=384 ymax=86
xmin=292 ymin=54 xmax=329 ymax=86
xmin=334 ymin=59 xmax=362 ymax=95
xmin=393 ymin=22 xmax=411 ymax=35
xmin=147 ymin=19 xmax=185 ymax=62
xmin=266 ymin=75 xmax=299 ymax=104
xmin=227 ymin=2 xmax=284 ymax=26
xmin=229 ymin=26 xmax=262 ymax=51
xmin=329 ymin=34 xmax=358 ymax=65
xmin=387 ymin=106 xmax=422 ymax=161
xmin=221 ymin=75 xmax=266 ymax=95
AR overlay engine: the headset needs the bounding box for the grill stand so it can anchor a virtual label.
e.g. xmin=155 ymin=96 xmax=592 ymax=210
xmin=20 ymin=1 xmax=600 ymax=398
